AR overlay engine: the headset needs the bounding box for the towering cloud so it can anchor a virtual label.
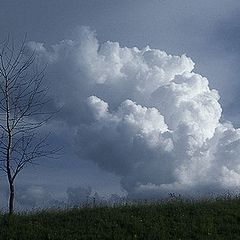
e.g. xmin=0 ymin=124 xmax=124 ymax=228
xmin=30 ymin=27 xmax=240 ymax=198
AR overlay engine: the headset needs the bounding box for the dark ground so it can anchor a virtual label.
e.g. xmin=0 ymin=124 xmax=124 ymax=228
xmin=1 ymin=197 xmax=240 ymax=239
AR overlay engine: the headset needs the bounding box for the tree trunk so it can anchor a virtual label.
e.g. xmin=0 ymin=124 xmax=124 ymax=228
xmin=8 ymin=182 xmax=14 ymax=215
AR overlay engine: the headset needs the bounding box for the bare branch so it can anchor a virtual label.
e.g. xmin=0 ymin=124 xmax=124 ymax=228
xmin=0 ymin=35 xmax=60 ymax=214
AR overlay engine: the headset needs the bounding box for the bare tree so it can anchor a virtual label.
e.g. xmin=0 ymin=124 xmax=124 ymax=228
xmin=0 ymin=36 xmax=58 ymax=214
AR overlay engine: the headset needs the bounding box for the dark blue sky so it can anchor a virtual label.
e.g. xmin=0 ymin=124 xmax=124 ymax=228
xmin=1 ymin=0 xmax=240 ymax=208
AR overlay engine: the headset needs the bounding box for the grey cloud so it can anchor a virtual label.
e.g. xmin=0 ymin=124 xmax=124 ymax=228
xmin=15 ymin=185 xmax=64 ymax=209
xmin=67 ymin=186 xmax=92 ymax=206
xmin=66 ymin=186 xmax=123 ymax=206
xmin=29 ymin=27 xmax=240 ymax=199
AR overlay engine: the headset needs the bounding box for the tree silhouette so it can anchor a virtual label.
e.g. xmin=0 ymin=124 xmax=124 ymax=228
xmin=0 ymin=36 xmax=58 ymax=214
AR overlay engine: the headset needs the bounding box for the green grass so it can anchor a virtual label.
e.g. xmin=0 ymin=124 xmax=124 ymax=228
xmin=1 ymin=197 xmax=240 ymax=239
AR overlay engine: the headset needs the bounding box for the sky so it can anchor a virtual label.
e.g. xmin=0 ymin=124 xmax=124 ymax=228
xmin=1 ymin=0 xmax=240 ymax=209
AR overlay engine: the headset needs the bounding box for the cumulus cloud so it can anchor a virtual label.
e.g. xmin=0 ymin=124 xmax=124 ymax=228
xmin=67 ymin=186 xmax=92 ymax=206
xmin=66 ymin=186 xmax=123 ymax=206
xmin=16 ymin=185 xmax=62 ymax=208
xmin=31 ymin=26 xmax=240 ymax=198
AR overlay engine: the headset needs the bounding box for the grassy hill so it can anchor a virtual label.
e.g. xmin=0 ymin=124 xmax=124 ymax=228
xmin=1 ymin=197 xmax=240 ymax=239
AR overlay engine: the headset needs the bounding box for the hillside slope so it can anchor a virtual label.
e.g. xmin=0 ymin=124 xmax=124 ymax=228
xmin=1 ymin=198 xmax=240 ymax=239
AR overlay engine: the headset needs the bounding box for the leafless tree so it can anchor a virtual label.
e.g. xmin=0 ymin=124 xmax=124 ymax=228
xmin=0 ymin=36 xmax=58 ymax=214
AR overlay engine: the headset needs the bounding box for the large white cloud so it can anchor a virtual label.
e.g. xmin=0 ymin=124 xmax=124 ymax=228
xmin=30 ymin=27 xmax=240 ymax=198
